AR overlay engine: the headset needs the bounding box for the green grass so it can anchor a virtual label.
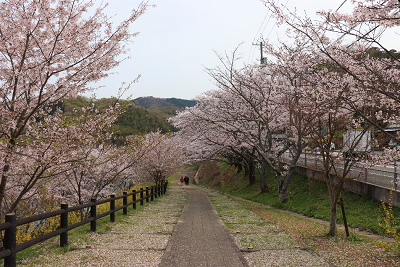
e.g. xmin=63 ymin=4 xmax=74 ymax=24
xmin=198 ymin=161 xmax=400 ymax=236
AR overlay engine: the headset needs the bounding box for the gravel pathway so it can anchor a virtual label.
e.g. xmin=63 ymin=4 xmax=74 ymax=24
xmin=198 ymin=186 xmax=334 ymax=267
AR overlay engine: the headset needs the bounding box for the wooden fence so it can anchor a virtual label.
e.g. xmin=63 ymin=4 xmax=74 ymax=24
xmin=0 ymin=182 xmax=168 ymax=267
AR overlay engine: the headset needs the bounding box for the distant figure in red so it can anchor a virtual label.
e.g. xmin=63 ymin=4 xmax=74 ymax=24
xmin=180 ymin=176 xmax=184 ymax=185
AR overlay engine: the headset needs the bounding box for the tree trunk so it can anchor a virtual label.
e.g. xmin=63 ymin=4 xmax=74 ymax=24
xmin=243 ymin=162 xmax=249 ymax=177
xmin=0 ymin=145 xmax=14 ymax=251
xmin=326 ymin=172 xmax=344 ymax=237
xmin=0 ymin=140 xmax=17 ymax=218
xmin=0 ymin=169 xmax=8 ymax=251
xmin=235 ymin=163 xmax=243 ymax=175
xmin=339 ymin=197 xmax=350 ymax=237
xmin=258 ymin=161 xmax=269 ymax=193
xmin=328 ymin=201 xmax=337 ymax=236
xmin=278 ymin=167 xmax=296 ymax=203
xmin=0 ymin=166 xmax=9 ymax=216
xmin=278 ymin=188 xmax=288 ymax=203
xmin=248 ymin=157 xmax=256 ymax=185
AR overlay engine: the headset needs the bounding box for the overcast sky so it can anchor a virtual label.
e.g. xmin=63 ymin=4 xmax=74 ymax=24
xmin=89 ymin=0 xmax=394 ymax=100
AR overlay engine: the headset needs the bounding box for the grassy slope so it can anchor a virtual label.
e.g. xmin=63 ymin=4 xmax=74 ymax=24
xmin=195 ymin=160 xmax=400 ymax=236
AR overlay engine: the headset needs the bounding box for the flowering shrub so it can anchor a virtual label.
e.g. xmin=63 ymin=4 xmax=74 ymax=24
xmin=376 ymin=187 xmax=400 ymax=253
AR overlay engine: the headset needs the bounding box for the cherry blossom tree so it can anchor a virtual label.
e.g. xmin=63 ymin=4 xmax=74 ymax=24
xmin=202 ymin=67 xmax=278 ymax=194
xmin=55 ymin=134 xmax=152 ymax=206
xmin=170 ymin=91 xmax=259 ymax=185
xmin=289 ymin=48 xmax=367 ymax=237
xmin=261 ymin=0 xmax=396 ymax=236
xmin=134 ymin=132 xmax=183 ymax=185
xmin=263 ymin=0 xmax=400 ymax=147
xmin=0 ymin=0 xmax=148 ymax=218
xmin=309 ymin=0 xmax=400 ymax=166
xmin=203 ymin=48 xmax=316 ymax=199
xmin=172 ymin=46 xmax=313 ymax=199
xmin=3 ymin=101 xmax=124 ymax=216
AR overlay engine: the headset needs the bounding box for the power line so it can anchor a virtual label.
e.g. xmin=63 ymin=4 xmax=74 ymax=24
xmin=248 ymin=44 xmax=257 ymax=64
xmin=249 ymin=0 xmax=346 ymax=64
xmin=252 ymin=12 xmax=270 ymax=44
xmin=264 ymin=0 xmax=289 ymax=40
xmin=252 ymin=0 xmax=280 ymax=43
xmin=335 ymin=0 xmax=348 ymax=12
xmin=248 ymin=3 xmax=274 ymax=63
xmin=333 ymin=1 xmax=389 ymax=49
xmin=250 ymin=0 xmax=289 ymax=65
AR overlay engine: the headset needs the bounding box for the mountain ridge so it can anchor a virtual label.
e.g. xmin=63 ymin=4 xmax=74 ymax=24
xmin=133 ymin=96 xmax=197 ymax=110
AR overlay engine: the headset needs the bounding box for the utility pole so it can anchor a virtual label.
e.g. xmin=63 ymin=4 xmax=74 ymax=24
xmin=252 ymin=41 xmax=264 ymax=64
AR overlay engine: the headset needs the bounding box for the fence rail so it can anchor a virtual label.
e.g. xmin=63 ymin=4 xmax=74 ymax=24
xmin=0 ymin=182 xmax=168 ymax=267
xmin=283 ymin=151 xmax=398 ymax=190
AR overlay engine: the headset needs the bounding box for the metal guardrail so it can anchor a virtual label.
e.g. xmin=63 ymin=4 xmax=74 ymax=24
xmin=0 ymin=182 xmax=168 ymax=267
xmin=283 ymin=151 xmax=398 ymax=190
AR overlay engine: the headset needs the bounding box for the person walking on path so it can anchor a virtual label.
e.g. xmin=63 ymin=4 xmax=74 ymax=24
xmin=160 ymin=185 xmax=249 ymax=267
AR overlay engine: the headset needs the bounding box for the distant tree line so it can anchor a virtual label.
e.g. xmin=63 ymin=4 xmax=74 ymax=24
xmin=60 ymin=96 xmax=182 ymax=144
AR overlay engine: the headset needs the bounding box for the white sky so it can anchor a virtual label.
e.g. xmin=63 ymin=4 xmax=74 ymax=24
xmin=88 ymin=0 xmax=397 ymax=100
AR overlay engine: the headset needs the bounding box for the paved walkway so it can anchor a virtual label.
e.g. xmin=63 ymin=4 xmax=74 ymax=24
xmin=19 ymin=181 xmax=333 ymax=266
xmin=160 ymin=186 xmax=249 ymax=267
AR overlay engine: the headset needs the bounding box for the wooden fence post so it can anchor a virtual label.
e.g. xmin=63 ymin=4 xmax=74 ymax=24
xmin=4 ymin=213 xmax=16 ymax=267
xmin=110 ymin=194 xmax=115 ymax=222
xmin=60 ymin=203 xmax=68 ymax=247
xmin=0 ymin=183 xmax=167 ymax=263
xmin=91 ymin=198 xmax=97 ymax=232
xmin=123 ymin=191 xmax=128 ymax=215
xmin=132 ymin=190 xmax=136 ymax=210
xmin=140 ymin=188 xmax=144 ymax=206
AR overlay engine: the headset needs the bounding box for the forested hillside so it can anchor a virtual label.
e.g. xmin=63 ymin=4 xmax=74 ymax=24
xmin=61 ymin=96 xmax=193 ymax=139
xmin=133 ymin=96 xmax=197 ymax=110
xmin=114 ymin=104 xmax=175 ymax=136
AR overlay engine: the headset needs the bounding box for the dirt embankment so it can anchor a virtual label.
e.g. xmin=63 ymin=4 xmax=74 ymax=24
xmin=194 ymin=161 xmax=243 ymax=188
